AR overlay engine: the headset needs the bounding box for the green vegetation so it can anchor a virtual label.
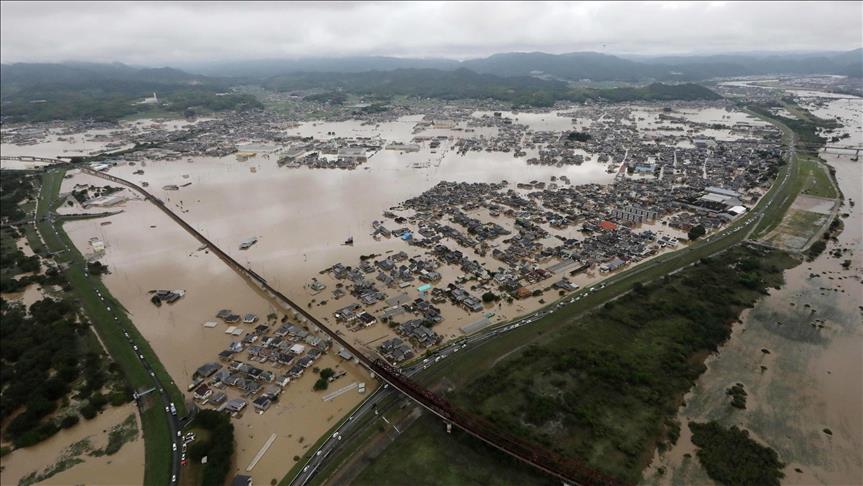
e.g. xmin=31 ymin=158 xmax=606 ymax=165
xmin=187 ymin=410 xmax=235 ymax=486
xmin=1 ymin=176 xmax=131 ymax=450
xmin=0 ymin=170 xmax=35 ymax=222
xmin=93 ymin=413 xmax=139 ymax=456
xmin=354 ymin=246 xmax=798 ymax=485
xmin=447 ymin=247 xmax=795 ymax=483
xmin=354 ymin=413 xmax=553 ymax=486
xmin=726 ymin=383 xmax=748 ymax=409
xmin=687 ymin=224 xmax=706 ymax=241
xmin=799 ymin=157 xmax=838 ymax=199
xmin=689 ymin=421 xmax=785 ymax=486
xmin=806 ymin=240 xmax=827 ymax=261
xmin=17 ymin=438 xmax=92 ymax=486
xmin=265 ymin=69 xmax=720 ymax=108
xmin=20 ymin=169 xmax=184 ymax=484
xmin=1 ymin=63 xmax=263 ymax=124
xmin=566 ymin=131 xmax=592 ymax=142
xmin=314 ymin=368 xmax=336 ymax=391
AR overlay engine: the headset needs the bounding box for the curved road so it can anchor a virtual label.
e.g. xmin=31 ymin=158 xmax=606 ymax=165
xmin=37 ymin=173 xmax=185 ymax=485
xmin=290 ymin=112 xmax=802 ymax=486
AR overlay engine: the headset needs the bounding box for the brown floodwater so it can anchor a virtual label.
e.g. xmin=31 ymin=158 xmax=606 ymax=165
xmin=60 ymin=176 xmax=374 ymax=484
xmin=0 ymin=404 xmax=144 ymax=486
xmin=645 ymin=90 xmax=862 ymax=486
xmin=4 ymin=105 xmax=774 ymax=484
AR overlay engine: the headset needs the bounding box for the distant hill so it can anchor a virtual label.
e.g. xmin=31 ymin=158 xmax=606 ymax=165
xmin=637 ymin=49 xmax=863 ymax=78
xmin=264 ymin=69 xmax=721 ymax=106
xmin=0 ymin=63 xmax=259 ymax=123
xmin=185 ymin=49 xmax=863 ymax=81
xmin=461 ymin=52 xmax=666 ymax=81
xmin=182 ymin=56 xmax=461 ymax=78
xmin=0 ymin=62 xmax=206 ymax=87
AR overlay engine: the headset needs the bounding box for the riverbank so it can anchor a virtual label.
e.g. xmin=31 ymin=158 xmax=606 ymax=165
xmin=645 ymin=88 xmax=862 ymax=486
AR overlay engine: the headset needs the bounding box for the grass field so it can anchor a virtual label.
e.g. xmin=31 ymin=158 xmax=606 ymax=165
xmin=353 ymin=414 xmax=554 ymax=486
xmin=799 ymin=156 xmax=838 ymax=199
xmin=352 ymin=248 xmax=798 ymax=485
xmin=28 ymin=169 xmax=185 ymax=485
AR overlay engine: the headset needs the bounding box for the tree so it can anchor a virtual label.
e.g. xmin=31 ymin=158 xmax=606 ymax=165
xmin=313 ymin=378 xmax=329 ymax=391
xmin=688 ymin=225 xmax=706 ymax=241
xmin=320 ymin=368 xmax=335 ymax=380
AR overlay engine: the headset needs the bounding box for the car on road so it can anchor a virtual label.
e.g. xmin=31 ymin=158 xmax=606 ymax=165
xmin=172 ymin=443 xmax=177 ymax=451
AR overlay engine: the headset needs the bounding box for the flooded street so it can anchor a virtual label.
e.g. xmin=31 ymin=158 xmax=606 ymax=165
xmin=646 ymin=91 xmax=862 ymax=485
xmin=2 ymin=103 xmax=812 ymax=484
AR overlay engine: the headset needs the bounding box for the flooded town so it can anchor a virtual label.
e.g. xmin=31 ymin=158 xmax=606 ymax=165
xmin=1 ymin=3 xmax=861 ymax=486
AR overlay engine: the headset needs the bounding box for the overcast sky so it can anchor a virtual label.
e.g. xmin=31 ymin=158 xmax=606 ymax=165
xmin=2 ymin=1 xmax=861 ymax=65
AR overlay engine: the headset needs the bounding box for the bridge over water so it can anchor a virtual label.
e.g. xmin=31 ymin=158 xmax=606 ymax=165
xmin=79 ymin=168 xmax=621 ymax=486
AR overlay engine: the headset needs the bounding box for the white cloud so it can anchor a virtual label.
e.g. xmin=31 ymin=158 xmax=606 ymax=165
xmin=1 ymin=1 xmax=860 ymax=65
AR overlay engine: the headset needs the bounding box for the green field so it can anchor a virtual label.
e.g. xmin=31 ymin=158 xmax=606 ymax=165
xmin=29 ymin=169 xmax=184 ymax=485
xmin=354 ymin=414 xmax=554 ymax=486
xmin=382 ymin=248 xmax=795 ymax=484
xmin=799 ymin=156 xmax=838 ymax=199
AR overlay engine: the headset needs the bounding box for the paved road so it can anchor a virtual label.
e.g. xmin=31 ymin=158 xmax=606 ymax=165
xmin=37 ymin=173 xmax=185 ymax=485
xmin=290 ymin=119 xmax=801 ymax=486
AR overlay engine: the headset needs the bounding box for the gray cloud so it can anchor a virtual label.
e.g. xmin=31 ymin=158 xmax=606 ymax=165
xmin=1 ymin=1 xmax=861 ymax=65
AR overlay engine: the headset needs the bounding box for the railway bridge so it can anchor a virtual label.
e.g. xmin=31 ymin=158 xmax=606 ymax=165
xmin=79 ymin=167 xmax=621 ymax=486
xmin=1 ymin=155 xmax=67 ymax=164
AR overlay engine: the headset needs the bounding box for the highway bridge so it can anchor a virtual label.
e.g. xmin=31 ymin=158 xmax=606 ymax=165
xmin=80 ymin=168 xmax=621 ymax=486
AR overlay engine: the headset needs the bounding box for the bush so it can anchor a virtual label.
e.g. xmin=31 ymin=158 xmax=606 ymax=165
xmin=806 ymin=240 xmax=827 ymax=261
xmin=189 ymin=410 xmax=234 ymax=486
xmin=313 ymin=378 xmax=329 ymax=391
xmin=80 ymin=404 xmax=98 ymax=420
xmin=690 ymin=421 xmax=784 ymax=486
xmin=60 ymin=414 xmax=80 ymax=429
xmin=320 ymin=368 xmax=335 ymax=380
xmin=688 ymin=225 xmax=706 ymax=240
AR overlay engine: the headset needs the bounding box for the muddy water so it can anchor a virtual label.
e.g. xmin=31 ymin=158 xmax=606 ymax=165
xmin=645 ymin=91 xmax=862 ymax=485
xmin=33 ymin=104 xmax=770 ymax=483
xmin=60 ymin=179 xmax=373 ymax=484
xmin=0 ymin=404 xmax=144 ymax=486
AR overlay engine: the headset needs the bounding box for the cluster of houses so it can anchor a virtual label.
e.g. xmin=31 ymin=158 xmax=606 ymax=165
xmin=189 ymin=311 xmax=345 ymax=416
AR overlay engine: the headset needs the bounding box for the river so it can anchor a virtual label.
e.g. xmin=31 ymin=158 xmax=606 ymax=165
xmin=645 ymin=88 xmax=862 ymax=485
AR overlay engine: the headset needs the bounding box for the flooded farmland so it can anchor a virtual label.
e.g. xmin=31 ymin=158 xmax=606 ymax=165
xmin=646 ymin=90 xmax=862 ymax=485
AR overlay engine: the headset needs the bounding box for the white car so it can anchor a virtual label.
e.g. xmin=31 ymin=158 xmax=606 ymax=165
xmin=172 ymin=443 xmax=177 ymax=451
